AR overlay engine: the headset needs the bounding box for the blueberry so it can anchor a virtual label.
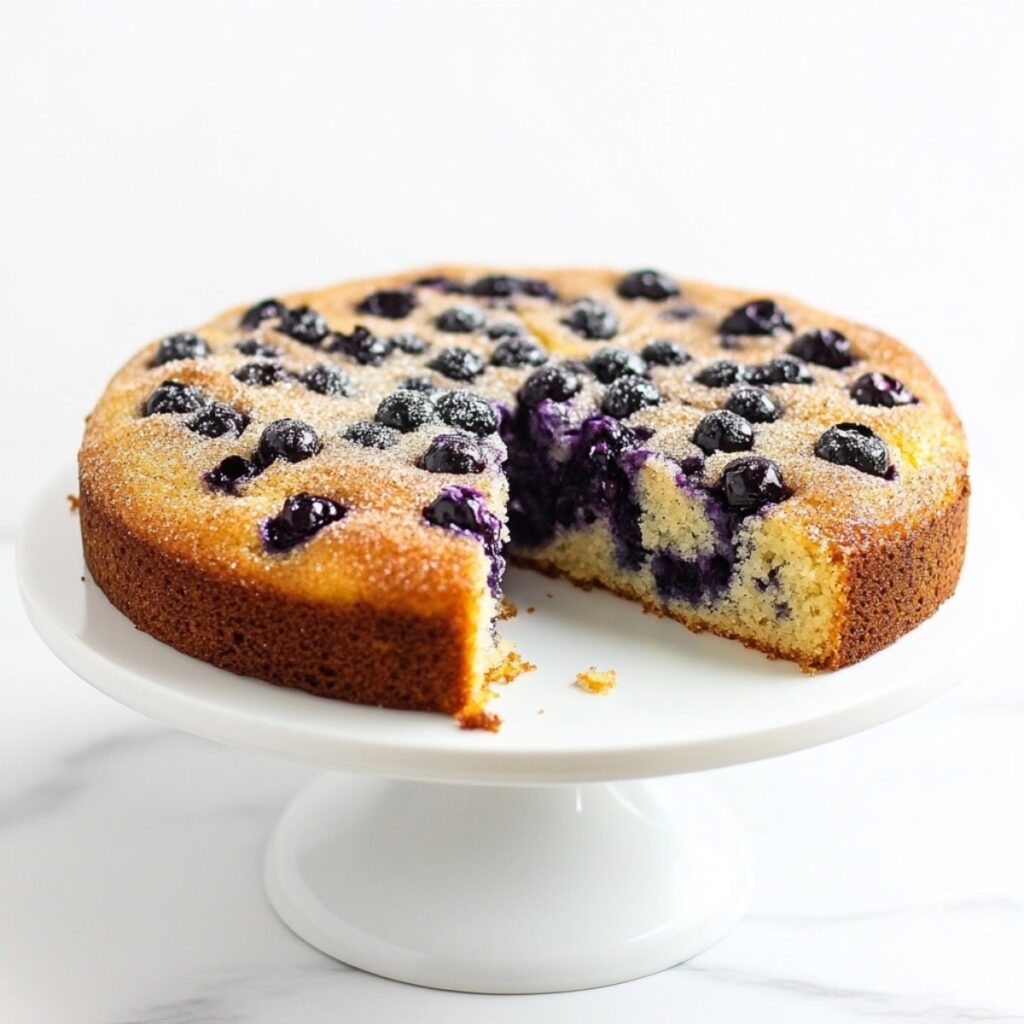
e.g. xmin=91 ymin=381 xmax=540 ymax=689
xmin=415 ymin=275 xmax=467 ymax=294
xmin=233 ymin=361 xmax=292 ymax=386
xmin=142 ymin=380 xmax=207 ymax=416
xmin=255 ymin=419 xmax=322 ymax=467
xmin=187 ymin=402 xmax=249 ymax=439
xmin=491 ymin=336 xmax=549 ymax=368
xmin=301 ymin=362 xmax=351 ymax=397
xmin=470 ymin=275 xmax=558 ymax=301
xmin=660 ymin=305 xmax=698 ymax=322
xmin=375 ymin=389 xmax=438 ymax=432
xmin=617 ymin=268 xmax=680 ymax=301
xmin=468 ymin=275 xmax=522 ymax=299
xmin=327 ymin=326 xmax=393 ymax=366
xmin=814 ymin=422 xmax=891 ymax=477
xmin=435 ymin=306 xmax=486 ymax=333
xmin=263 ymin=493 xmax=346 ymax=552
xmin=641 ymin=339 xmax=690 ymax=366
xmin=695 ymin=360 xmax=747 ymax=388
xmin=485 ymin=321 xmax=527 ymax=341
xmin=586 ymin=346 xmax=647 ymax=384
xmin=519 ymin=278 xmax=560 ymax=300
xmin=725 ymin=385 xmax=782 ymax=423
xmin=562 ymin=298 xmax=618 ymax=340
xmin=390 ymin=332 xmax=429 ymax=354
xmin=278 ymin=305 xmax=329 ymax=346
xmin=435 ymin=390 xmax=498 ymax=436
xmin=850 ymin=372 xmax=916 ymax=408
xmin=518 ymin=364 xmax=582 ymax=407
xmin=747 ymin=356 xmax=814 ymax=385
xmin=420 ymin=434 xmax=489 ymax=474
xmin=719 ymin=299 xmax=793 ymax=337
xmin=150 ymin=332 xmax=210 ymax=367
xmin=424 ymin=486 xmax=495 ymax=533
xmin=240 ymin=298 xmax=286 ymax=329
xmin=601 ymin=376 xmax=661 ymax=419
xmin=235 ymin=338 xmax=281 ymax=358
xmin=423 ymin=485 xmax=505 ymax=592
xmin=343 ymin=420 xmax=398 ymax=449
xmin=427 ymin=346 xmax=486 ymax=381
xmin=692 ymin=410 xmax=754 ymax=454
xmin=205 ymin=455 xmax=258 ymax=494
xmin=788 ymin=327 xmax=853 ymax=369
xmin=356 ymin=288 xmax=417 ymax=319
xmin=401 ymin=375 xmax=442 ymax=396
xmin=720 ymin=456 xmax=789 ymax=511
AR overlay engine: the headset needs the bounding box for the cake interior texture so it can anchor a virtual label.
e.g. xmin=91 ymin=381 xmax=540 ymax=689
xmin=78 ymin=267 xmax=969 ymax=727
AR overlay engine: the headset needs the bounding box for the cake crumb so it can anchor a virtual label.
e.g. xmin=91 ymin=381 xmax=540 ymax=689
xmin=526 ymin=606 xmax=536 ymax=614
xmin=497 ymin=598 xmax=518 ymax=620
xmin=574 ymin=667 xmax=618 ymax=694
xmin=486 ymin=648 xmax=537 ymax=686
xmin=457 ymin=707 xmax=502 ymax=732
xmin=67 ymin=493 xmax=80 ymax=512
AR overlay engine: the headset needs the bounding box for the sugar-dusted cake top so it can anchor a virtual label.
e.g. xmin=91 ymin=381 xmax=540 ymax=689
xmin=79 ymin=266 xmax=967 ymax=613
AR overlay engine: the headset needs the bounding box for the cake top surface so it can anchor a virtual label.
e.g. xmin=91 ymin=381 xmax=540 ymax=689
xmin=79 ymin=266 xmax=968 ymax=611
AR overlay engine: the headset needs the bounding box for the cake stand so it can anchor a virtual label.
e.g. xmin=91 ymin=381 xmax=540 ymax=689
xmin=17 ymin=470 xmax=985 ymax=994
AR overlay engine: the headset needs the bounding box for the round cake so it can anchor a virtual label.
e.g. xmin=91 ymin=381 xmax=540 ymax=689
xmin=78 ymin=267 xmax=969 ymax=728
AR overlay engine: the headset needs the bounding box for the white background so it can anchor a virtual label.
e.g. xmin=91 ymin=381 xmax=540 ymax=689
xmin=2 ymin=0 xmax=1023 ymax=534
xmin=4 ymin=2 xmax=1024 ymax=1021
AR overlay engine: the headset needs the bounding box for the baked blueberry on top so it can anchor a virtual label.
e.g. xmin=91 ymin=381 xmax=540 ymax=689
xmin=240 ymin=298 xmax=286 ymax=329
xmin=518 ymin=364 xmax=582 ymax=407
xmin=375 ymin=389 xmax=438 ymax=432
xmin=301 ymin=362 xmax=352 ymax=397
xmin=327 ymin=326 xmax=393 ymax=366
xmin=719 ymin=299 xmax=793 ymax=337
xmin=428 ymin=347 xmax=486 ymax=382
xmin=562 ymin=298 xmax=619 ymax=340
xmin=82 ymin=265 xmax=968 ymax=729
xmin=254 ymin=419 xmax=322 ymax=467
xmin=357 ymin=288 xmax=417 ymax=319
xmin=814 ymin=423 xmax=891 ymax=477
xmin=263 ymin=493 xmax=346 ymax=552
xmin=278 ymin=306 xmax=329 ymax=346
xmin=617 ymin=269 xmax=680 ymax=301
xmin=788 ymin=327 xmax=853 ymax=369
xmin=435 ymin=390 xmax=498 ymax=436
xmin=491 ymin=336 xmax=548 ymax=368
xmin=143 ymin=380 xmax=207 ymax=416
xmin=851 ymin=372 xmax=916 ymax=407
xmin=693 ymin=410 xmax=754 ymax=454
xmin=188 ymin=403 xmax=249 ymax=439
xmin=642 ymin=339 xmax=690 ymax=366
xmin=587 ymin=347 xmax=647 ymax=384
xmin=151 ymin=332 xmax=210 ymax=367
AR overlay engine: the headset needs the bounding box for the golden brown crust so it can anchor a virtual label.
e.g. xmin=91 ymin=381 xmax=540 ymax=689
xmin=80 ymin=478 xmax=476 ymax=714
xmin=829 ymin=477 xmax=970 ymax=668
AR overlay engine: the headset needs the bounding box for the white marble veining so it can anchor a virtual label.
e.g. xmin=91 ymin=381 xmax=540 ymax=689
xmin=3 ymin=537 xmax=1023 ymax=1022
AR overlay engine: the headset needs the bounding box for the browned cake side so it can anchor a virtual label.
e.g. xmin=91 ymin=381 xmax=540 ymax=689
xmin=80 ymin=482 xmax=482 ymax=715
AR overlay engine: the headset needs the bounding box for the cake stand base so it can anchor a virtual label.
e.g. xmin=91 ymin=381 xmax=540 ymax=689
xmin=264 ymin=773 xmax=751 ymax=993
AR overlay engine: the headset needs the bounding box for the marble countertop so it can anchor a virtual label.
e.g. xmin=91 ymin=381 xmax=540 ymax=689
xmin=3 ymin=537 xmax=1023 ymax=1024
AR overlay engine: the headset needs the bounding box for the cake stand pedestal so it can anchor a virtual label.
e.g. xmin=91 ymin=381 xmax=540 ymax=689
xmin=17 ymin=471 xmax=985 ymax=993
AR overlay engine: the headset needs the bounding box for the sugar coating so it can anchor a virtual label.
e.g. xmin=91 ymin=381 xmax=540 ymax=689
xmin=80 ymin=265 xmax=968 ymax=701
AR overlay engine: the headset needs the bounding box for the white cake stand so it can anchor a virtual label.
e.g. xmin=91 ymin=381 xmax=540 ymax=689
xmin=17 ymin=470 xmax=986 ymax=993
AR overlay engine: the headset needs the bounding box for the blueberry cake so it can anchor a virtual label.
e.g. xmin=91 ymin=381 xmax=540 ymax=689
xmin=78 ymin=267 xmax=969 ymax=726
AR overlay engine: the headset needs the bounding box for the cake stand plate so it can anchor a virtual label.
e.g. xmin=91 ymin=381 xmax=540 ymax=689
xmin=17 ymin=470 xmax=987 ymax=993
